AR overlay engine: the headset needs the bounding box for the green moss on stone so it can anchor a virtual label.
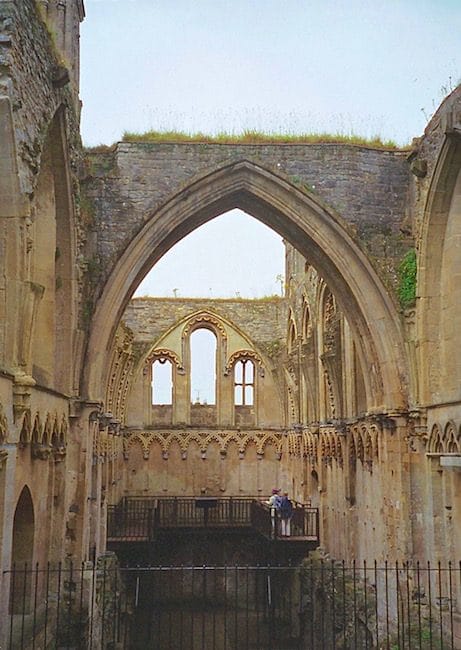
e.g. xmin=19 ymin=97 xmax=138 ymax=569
xmin=398 ymin=249 xmax=417 ymax=309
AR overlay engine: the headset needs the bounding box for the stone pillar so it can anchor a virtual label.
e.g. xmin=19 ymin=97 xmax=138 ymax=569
xmin=174 ymin=368 xmax=189 ymax=424
xmin=382 ymin=416 xmax=413 ymax=560
xmin=407 ymin=414 xmax=429 ymax=560
xmin=220 ymin=371 xmax=233 ymax=427
xmin=342 ymin=320 xmax=355 ymax=418
xmin=0 ymin=444 xmax=18 ymax=647
xmin=48 ymin=446 xmax=68 ymax=561
xmin=64 ymin=403 xmax=99 ymax=563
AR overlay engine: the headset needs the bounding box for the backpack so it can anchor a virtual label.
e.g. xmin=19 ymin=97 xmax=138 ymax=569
xmin=273 ymin=494 xmax=283 ymax=510
xmin=279 ymin=496 xmax=293 ymax=517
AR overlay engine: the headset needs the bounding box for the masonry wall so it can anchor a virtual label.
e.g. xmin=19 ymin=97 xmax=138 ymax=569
xmin=0 ymin=5 xmax=104 ymax=628
xmin=123 ymin=296 xmax=287 ymax=357
xmin=0 ymin=0 xmax=81 ymax=196
xmin=0 ymin=0 xmax=460 ymax=612
xmin=83 ymin=142 xmax=411 ymax=296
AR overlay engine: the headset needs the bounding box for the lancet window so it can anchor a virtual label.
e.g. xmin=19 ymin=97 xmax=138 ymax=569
xmin=234 ymin=359 xmax=255 ymax=406
xmin=151 ymin=358 xmax=173 ymax=405
xmin=190 ymin=328 xmax=217 ymax=405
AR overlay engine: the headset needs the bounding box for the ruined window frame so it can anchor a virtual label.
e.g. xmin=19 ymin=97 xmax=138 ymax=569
xmin=234 ymin=358 xmax=255 ymax=406
xmin=151 ymin=357 xmax=173 ymax=405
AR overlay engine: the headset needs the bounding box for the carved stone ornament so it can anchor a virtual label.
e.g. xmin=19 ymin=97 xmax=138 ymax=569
xmin=53 ymin=446 xmax=67 ymax=462
xmin=123 ymin=430 xmax=284 ymax=460
xmin=146 ymin=348 xmax=184 ymax=372
xmin=224 ymin=350 xmax=263 ymax=376
xmin=31 ymin=442 xmax=53 ymax=460
xmin=182 ymin=313 xmax=227 ymax=339
xmin=0 ymin=448 xmax=8 ymax=470
xmin=13 ymin=373 xmax=35 ymax=423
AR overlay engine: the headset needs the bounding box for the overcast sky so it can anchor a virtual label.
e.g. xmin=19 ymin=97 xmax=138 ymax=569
xmin=79 ymin=1 xmax=461 ymax=299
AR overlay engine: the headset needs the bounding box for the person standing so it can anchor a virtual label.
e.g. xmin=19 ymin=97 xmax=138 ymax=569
xmin=279 ymin=492 xmax=293 ymax=536
xmin=266 ymin=488 xmax=282 ymax=538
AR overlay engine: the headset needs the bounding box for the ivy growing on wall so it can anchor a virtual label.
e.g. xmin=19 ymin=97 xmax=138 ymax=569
xmin=397 ymin=249 xmax=417 ymax=309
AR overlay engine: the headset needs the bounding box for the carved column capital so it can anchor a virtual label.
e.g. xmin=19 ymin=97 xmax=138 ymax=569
xmin=12 ymin=372 xmax=35 ymax=423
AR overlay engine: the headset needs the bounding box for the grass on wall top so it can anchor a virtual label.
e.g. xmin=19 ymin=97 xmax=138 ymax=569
xmin=121 ymin=129 xmax=405 ymax=150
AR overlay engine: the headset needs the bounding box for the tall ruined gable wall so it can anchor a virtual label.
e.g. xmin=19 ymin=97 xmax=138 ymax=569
xmin=123 ymin=297 xmax=287 ymax=363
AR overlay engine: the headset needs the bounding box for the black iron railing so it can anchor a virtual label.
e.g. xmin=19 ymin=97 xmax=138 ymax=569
xmin=2 ymin=559 xmax=460 ymax=649
xmin=107 ymin=496 xmax=319 ymax=543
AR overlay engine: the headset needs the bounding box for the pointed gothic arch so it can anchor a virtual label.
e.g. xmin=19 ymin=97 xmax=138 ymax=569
xmin=84 ymin=160 xmax=407 ymax=413
xmin=417 ymin=124 xmax=461 ymax=405
xmin=27 ymin=107 xmax=77 ymax=393
xmin=10 ymin=486 xmax=35 ymax=613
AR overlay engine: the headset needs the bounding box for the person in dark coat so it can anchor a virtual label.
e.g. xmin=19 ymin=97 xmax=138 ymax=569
xmin=279 ymin=492 xmax=293 ymax=536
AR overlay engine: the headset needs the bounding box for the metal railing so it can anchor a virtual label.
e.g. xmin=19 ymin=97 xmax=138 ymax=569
xmin=2 ymin=559 xmax=460 ymax=649
xmin=107 ymin=496 xmax=319 ymax=543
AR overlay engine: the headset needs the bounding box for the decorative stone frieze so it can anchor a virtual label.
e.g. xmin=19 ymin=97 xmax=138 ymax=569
xmin=427 ymin=421 xmax=461 ymax=454
xmin=123 ymin=429 xmax=284 ymax=460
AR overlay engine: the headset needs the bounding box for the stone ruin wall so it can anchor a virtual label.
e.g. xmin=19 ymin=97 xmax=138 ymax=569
xmin=1 ymin=0 xmax=461 ymax=588
xmin=118 ymin=296 xmax=290 ymax=500
xmin=0 ymin=0 xmax=81 ymax=197
xmin=123 ymin=296 xmax=287 ymax=359
xmin=83 ymin=141 xmax=412 ymax=301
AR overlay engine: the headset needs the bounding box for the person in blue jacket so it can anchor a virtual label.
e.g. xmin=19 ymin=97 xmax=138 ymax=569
xmin=279 ymin=492 xmax=293 ymax=536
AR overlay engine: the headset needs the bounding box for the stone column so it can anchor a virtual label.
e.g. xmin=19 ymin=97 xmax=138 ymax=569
xmin=382 ymin=415 xmax=413 ymax=560
xmin=64 ymin=403 xmax=99 ymax=563
xmin=0 ymin=444 xmax=18 ymax=646
xmin=219 ymin=371 xmax=233 ymax=427
xmin=407 ymin=413 xmax=430 ymax=560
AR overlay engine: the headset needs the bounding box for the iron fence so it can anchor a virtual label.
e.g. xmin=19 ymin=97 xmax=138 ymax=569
xmin=2 ymin=559 xmax=460 ymax=649
xmin=107 ymin=496 xmax=319 ymax=544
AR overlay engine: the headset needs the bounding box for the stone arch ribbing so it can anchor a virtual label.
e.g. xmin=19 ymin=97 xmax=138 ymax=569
xmin=417 ymin=133 xmax=461 ymax=405
xmin=84 ymin=160 xmax=407 ymax=412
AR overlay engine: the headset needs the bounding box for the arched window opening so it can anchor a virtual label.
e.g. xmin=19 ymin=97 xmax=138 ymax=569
xmin=10 ymin=486 xmax=35 ymax=614
xmin=302 ymin=300 xmax=312 ymax=340
xmin=310 ymin=470 xmax=320 ymax=508
xmin=152 ymin=358 xmax=173 ymax=405
xmin=234 ymin=359 xmax=254 ymax=406
xmin=190 ymin=328 xmax=216 ymax=405
xmin=288 ymin=319 xmax=297 ymax=354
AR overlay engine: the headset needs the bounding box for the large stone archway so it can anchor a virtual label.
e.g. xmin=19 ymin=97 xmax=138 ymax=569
xmin=84 ymin=160 xmax=408 ymax=413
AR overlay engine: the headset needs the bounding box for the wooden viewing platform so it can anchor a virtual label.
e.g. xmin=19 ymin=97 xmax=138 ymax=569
xmin=107 ymin=496 xmax=319 ymax=547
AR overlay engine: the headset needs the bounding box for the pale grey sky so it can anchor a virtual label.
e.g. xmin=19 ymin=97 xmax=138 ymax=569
xmin=81 ymin=0 xmax=460 ymax=147
xmin=79 ymin=1 xmax=460 ymax=299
